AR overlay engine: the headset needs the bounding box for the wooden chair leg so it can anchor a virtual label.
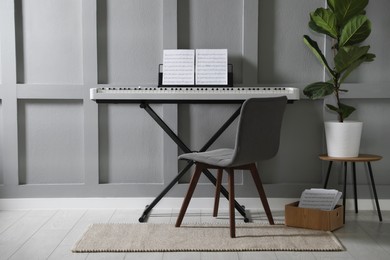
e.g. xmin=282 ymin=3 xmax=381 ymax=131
xmin=175 ymin=164 xmax=203 ymax=227
xmin=213 ymin=168 xmax=223 ymax=217
xmin=227 ymin=169 xmax=236 ymax=238
xmin=249 ymin=164 xmax=274 ymax=225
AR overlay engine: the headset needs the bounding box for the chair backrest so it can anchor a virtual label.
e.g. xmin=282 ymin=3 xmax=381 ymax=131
xmin=229 ymin=96 xmax=287 ymax=166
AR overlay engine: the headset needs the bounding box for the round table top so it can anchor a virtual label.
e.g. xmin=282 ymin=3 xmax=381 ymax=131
xmin=319 ymin=154 xmax=382 ymax=162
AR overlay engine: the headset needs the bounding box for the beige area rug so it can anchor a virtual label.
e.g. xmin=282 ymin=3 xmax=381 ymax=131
xmin=72 ymin=223 xmax=344 ymax=252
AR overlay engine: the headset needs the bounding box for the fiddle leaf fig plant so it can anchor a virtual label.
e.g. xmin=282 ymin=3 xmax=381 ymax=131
xmin=303 ymin=0 xmax=375 ymax=122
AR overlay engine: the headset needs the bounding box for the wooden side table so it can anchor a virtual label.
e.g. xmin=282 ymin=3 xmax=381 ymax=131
xmin=319 ymin=154 xmax=383 ymax=222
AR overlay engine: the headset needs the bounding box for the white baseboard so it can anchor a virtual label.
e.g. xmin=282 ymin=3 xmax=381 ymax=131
xmin=0 ymin=197 xmax=389 ymax=211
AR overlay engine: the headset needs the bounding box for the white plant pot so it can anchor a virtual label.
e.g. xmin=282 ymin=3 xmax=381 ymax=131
xmin=324 ymin=121 xmax=363 ymax=157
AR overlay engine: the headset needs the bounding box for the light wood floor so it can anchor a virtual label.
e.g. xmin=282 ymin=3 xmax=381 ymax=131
xmin=1 ymin=207 xmax=389 ymax=260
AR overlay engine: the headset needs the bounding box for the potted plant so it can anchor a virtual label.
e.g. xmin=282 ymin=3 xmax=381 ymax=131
xmin=303 ymin=0 xmax=375 ymax=157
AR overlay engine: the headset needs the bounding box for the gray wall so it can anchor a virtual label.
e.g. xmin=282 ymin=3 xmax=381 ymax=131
xmin=0 ymin=0 xmax=389 ymax=199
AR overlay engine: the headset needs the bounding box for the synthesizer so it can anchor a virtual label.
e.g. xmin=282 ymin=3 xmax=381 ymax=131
xmin=90 ymin=87 xmax=300 ymax=103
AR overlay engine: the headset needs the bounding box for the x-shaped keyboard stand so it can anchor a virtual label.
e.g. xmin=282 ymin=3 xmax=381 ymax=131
xmin=138 ymin=102 xmax=249 ymax=223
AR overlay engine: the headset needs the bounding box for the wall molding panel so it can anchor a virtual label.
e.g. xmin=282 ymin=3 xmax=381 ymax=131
xmin=0 ymin=0 xmax=389 ymax=201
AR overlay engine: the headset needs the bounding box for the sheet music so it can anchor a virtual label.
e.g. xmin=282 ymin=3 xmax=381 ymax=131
xmin=162 ymin=49 xmax=194 ymax=85
xmin=196 ymin=49 xmax=228 ymax=85
xmin=298 ymin=188 xmax=342 ymax=211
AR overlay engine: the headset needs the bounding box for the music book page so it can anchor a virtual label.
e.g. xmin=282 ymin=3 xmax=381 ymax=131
xmin=195 ymin=49 xmax=228 ymax=85
xmin=298 ymin=188 xmax=342 ymax=211
xmin=162 ymin=49 xmax=194 ymax=85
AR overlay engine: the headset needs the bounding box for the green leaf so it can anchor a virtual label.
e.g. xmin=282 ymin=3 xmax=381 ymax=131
xmin=326 ymin=104 xmax=339 ymax=113
xmin=303 ymin=82 xmax=334 ymax=100
xmin=310 ymin=8 xmax=338 ymax=38
xmin=309 ymin=20 xmax=331 ymax=36
xmin=365 ymin=53 xmax=376 ymax=62
xmin=339 ymin=15 xmax=371 ymax=46
xmin=334 ymin=0 xmax=368 ymax=26
xmin=326 ymin=103 xmax=356 ymax=121
xmin=339 ymin=103 xmax=356 ymax=119
xmin=334 ymin=45 xmax=369 ymax=73
xmin=327 ymin=0 xmax=335 ymax=12
xmin=303 ymin=35 xmax=335 ymax=77
xmin=340 ymin=52 xmax=376 ymax=82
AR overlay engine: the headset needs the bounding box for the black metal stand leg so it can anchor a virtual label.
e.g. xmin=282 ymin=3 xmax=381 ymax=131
xmin=140 ymin=103 xmax=188 ymax=152
xmin=343 ymin=162 xmax=347 ymax=224
xmin=198 ymin=107 xmax=241 ymax=152
xmin=323 ymin=161 xmax=333 ymax=188
xmin=138 ymin=103 xmax=247 ymax=222
xmin=139 ymin=162 xmax=193 ymax=222
xmin=352 ymin=162 xmax=358 ymax=213
xmin=367 ymin=162 xmax=383 ymax=222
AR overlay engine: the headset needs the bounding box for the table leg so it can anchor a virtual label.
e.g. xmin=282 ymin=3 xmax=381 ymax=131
xmin=367 ymin=162 xmax=383 ymax=222
xmin=343 ymin=162 xmax=347 ymax=223
xmin=323 ymin=161 xmax=333 ymax=188
xmin=352 ymin=162 xmax=358 ymax=213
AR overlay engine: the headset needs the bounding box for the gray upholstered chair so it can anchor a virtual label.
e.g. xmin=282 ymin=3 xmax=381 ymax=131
xmin=175 ymin=96 xmax=287 ymax=238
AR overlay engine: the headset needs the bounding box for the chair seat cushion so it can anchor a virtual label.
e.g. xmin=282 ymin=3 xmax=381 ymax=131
xmin=178 ymin=148 xmax=234 ymax=167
